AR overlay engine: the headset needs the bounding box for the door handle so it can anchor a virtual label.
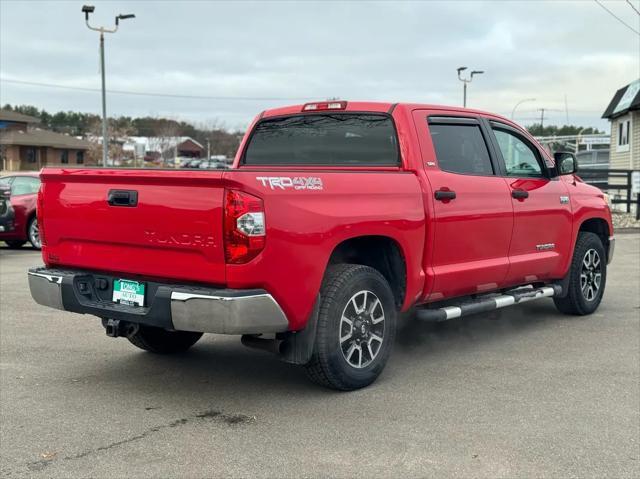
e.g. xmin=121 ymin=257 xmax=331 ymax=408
xmin=434 ymin=189 xmax=456 ymax=201
xmin=511 ymin=189 xmax=529 ymax=200
xmin=108 ymin=189 xmax=138 ymax=207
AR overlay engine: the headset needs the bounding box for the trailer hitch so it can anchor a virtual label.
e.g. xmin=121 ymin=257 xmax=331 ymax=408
xmin=102 ymin=318 xmax=139 ymax=338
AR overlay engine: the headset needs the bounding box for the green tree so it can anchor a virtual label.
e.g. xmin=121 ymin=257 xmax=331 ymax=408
xmin=1 ymin=103 xmax=243 ymax=157
xmin=526 ymin=124 xmax=602 ymax=136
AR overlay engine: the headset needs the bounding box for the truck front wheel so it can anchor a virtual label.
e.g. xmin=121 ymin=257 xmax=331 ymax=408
xmin=554 ymin=232 xmax=607 ymax=315
xmin=304 ymin=264 xmax=397 ymax=390
xmin=127 ymin=325 xmax=203 ymax=354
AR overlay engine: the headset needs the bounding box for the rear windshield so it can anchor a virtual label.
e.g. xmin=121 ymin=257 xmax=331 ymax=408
xmin=243 ymin=113 xmax=399 ymax=166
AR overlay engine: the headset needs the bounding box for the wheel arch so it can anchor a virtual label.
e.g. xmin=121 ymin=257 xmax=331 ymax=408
xmin=578 ymin=217 xmax=611 ymax=257
xmin=327 ymin=235 xmax=407 ymax=309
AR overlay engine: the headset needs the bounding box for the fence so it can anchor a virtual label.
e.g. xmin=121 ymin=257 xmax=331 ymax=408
xmin=578 ymin=168 xmax=639 ymax=220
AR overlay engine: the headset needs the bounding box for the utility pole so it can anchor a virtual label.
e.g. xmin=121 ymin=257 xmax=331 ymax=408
xmin=537 ymin=107 xmax=563 ymax=132
xmin=538 ymin=108 xmax=546 ymax=130
xmin=82 ymin=5 xmax=135 ymax=167
xmin=456 ymin=67 xmax=484 ymax=107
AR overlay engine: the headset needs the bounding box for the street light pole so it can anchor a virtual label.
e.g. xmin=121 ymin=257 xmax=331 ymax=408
xmin=99 ymin=32 xmax=107 ymax=167
xmin=82 ymin=5 xmax=135 ymax=167
xmin=511 ymin=98 xmax=536 ymax=120
xmin=457 ymin=67 xmax=484 ymax=108
xmin=463 ymin=81 xmax=467 ymax=108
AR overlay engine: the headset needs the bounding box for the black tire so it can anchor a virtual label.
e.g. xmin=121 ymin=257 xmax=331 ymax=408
xmin=304 ymin=264 xmax=397 ymax=391
xmin=27 ymin=217 xmax=41 ymax=249
xmin=554 ymin=232 xmax=607 ymax=315
xmin=127 ymin=325 xmax=203 ymax=354
xmin=4 ymin=240 xmax=26 ymax=248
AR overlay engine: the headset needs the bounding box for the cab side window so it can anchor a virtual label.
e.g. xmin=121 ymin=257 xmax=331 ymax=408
xmin=492 ymin=128 xmax=543 ymax=177
xmin=429 ymin=123 xmax=494 ymax=176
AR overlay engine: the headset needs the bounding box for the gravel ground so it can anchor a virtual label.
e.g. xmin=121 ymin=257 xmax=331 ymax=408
xmin=1 ymin=236 xmax=639 ymax=478
xmin=612 ymin=212 xmax=640 ymax=230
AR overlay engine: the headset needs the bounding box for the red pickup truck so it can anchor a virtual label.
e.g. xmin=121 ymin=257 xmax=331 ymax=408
xmin=29 ymin=101 xmax=614 ymax=390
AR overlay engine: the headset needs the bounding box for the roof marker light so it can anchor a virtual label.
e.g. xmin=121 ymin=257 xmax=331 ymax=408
xmin=302 ymin=101 xmax=347 ymax=112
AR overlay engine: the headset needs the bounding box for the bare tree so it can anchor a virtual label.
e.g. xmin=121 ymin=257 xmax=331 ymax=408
xmin=152 ymin=121 xmax=181 ymax=168
xmin=87 ymin=119 xmax=134 ymax=166
xmin=198 ymin=119 xmax=239 ymax=160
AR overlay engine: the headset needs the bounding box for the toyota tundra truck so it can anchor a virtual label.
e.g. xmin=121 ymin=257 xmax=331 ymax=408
xmin=28 ymin=101 xmax=614 ymax=390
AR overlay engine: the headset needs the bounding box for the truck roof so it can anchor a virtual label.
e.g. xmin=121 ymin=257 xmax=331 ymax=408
xmin=261 ymin=101 xmax=513 ymax=124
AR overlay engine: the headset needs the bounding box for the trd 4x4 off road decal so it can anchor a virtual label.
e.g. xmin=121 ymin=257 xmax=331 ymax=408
xmin=256 ymin=176 xmax=323 ymax=191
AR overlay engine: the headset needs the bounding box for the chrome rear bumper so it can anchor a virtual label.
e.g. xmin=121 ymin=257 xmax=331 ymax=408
xmin=28 ymin=271 xmax=64 ymax=310
xmin=28 ymin=268 xmax=288 ymax=335
xmin=170 ymin=291 xmax=288 ymax=334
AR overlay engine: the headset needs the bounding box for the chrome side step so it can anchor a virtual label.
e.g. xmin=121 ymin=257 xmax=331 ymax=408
xmin=415 ymin=285 xmax=562 ymax=322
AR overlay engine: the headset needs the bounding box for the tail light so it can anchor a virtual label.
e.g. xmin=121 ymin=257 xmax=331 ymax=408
xmin=223 ymin=189 xmax=265 ymax=264
xmin=37 ymin=187 xmax=45 ymax=246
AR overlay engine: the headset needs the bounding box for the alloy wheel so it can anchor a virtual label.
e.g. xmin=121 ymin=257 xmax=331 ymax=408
xmin=29 ymin=219 xmax=41 ymax=249
xmin=580 ymin=248 xmax=601 ymax=301
xmin=339 ymin=290 xmax=385 ymax=369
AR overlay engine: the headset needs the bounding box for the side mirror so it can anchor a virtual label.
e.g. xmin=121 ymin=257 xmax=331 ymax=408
xmin=554 ymin=152 xmax=577 ymax=175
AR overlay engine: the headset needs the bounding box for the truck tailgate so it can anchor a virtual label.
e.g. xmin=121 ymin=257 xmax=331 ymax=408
xmin=39 ymin=169 xmax=227 ymax=285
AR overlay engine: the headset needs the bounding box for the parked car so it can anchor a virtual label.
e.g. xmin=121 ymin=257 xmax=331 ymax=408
xmin=576 ymin=149 xmax=610 ymax=189
xmin=0 ymin=182 xmax=14 ymax=236
xmin=0 ymin=173 xmax=41 ymax=249
xmin=181 ymin=159 xmax=203 ymax=168
xmin=576 ymin=148 xmax=610 ymax=170
xmin=198 ymin=159 xmax=228 ymax=169
xmin=28 ymin=101 xmax=613 ymax=390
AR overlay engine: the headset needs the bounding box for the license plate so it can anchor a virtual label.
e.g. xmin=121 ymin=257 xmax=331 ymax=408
xmin=112 ymin=279 xmax=145 ymax=306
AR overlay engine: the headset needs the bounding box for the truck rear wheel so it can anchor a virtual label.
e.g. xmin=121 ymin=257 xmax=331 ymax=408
xmin=304 ymin=264 xmax=396 ymax=391
xmin=127 ymin=325 xmax=203 ymax=354
xmin=554 ymin=232 xmax=607 ymax=315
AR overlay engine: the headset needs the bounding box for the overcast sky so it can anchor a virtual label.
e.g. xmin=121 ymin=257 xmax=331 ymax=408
xmin=1 ymin=0 xmax=639 ymax=132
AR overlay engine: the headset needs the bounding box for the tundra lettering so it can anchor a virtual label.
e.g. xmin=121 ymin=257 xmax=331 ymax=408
xmin=144 ymin=230 xmax=216 ymax=248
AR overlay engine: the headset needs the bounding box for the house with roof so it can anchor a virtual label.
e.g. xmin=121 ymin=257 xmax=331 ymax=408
xmin=602 ymin=79 xmax=639 ymax=170
xmin=0 ymin=109 xmax=92 ymax=171
xmin=119 ymin=136 xmax=204 ymax=165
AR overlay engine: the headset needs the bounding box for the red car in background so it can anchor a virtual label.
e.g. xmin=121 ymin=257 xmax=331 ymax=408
xmin=0 ymin=172 xmax=41 ymax=249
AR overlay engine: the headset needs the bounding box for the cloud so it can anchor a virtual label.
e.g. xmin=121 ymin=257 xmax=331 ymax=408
xmin=1 ymin=0 xmax=638 ymax=131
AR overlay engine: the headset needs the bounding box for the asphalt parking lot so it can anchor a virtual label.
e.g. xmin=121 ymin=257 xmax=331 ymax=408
xmin=1 ymin=236 xmax=639 ymax=479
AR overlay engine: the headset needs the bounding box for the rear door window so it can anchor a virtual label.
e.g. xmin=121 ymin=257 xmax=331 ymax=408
xmin=243 ymin=113 xmax=399 ymax=166
xmin=429 ymin=123 xmax=494 ymax=175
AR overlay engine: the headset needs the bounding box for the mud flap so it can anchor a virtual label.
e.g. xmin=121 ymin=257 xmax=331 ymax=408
xmin=554 ymin=273 xmax=571 ymax=299
xmin=279 ymin=295 xmax=320 ymax=365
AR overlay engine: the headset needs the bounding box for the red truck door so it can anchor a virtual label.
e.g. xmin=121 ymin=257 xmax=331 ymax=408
xmin=413 ymin=111 xmax=514 ymax=300
xmin=486 ymin=120 xmax=573 ymax=283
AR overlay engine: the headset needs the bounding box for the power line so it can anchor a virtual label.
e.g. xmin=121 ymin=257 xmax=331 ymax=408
xmin=0 ymin=78 xmax=318 ymax=102
xmin=627 ymin=0 xmax=640 ymax=16
xmin=594 ymin=0 xmax=640 ymax=35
